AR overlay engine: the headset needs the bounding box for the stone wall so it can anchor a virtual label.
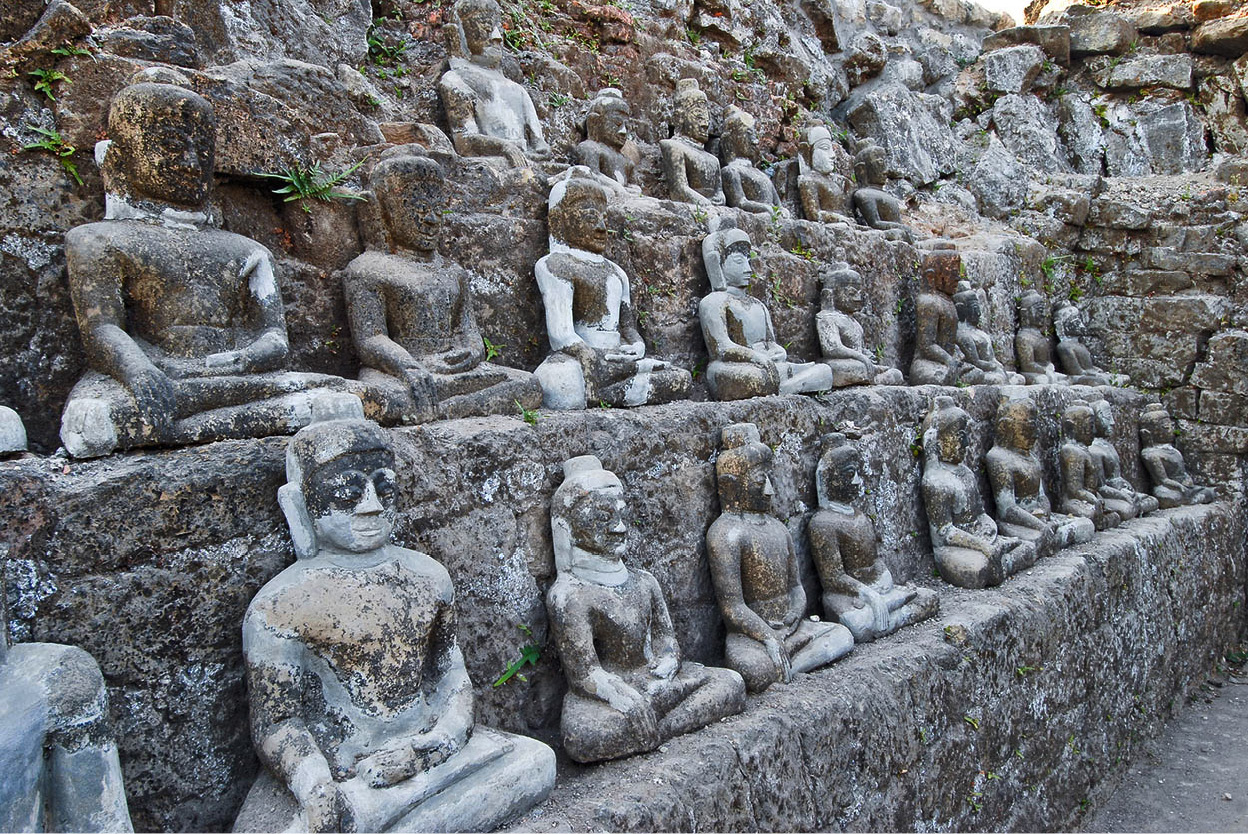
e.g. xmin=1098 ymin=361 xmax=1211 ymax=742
xmin=2 ymin=382 xmax=1221 ymax=831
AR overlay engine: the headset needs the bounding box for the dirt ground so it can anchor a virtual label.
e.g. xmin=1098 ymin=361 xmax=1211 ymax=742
xmin=1080 ymin=666 xmax=1248 ymax=833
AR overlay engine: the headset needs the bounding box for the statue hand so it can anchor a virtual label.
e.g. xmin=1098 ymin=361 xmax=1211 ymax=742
xmin=503 ymin=143 xmax=529 ymax=168
xmin=430 ymin=347 xmax=475 ymax=375
xmin=242 ymin=330 xmax=288 ymax=372
xmin=301 ymin=779 xmax=348 ymax=833
xmin=651 ymin=654 xmax=679 ymax=680
xmin=530 ymin=140 xmax=552 ymax=161
xmin=357 ymin=743 xmax=418 ymax=788
xmin=204 ymin=349 xmax=245 ymax=374
xmin=130 ymin=368 xmax=177 ymax=437
xmin=410 ymin=726 xmax=461 ymax=768
xmin=763 ymin=635 xmax=792 ymax=684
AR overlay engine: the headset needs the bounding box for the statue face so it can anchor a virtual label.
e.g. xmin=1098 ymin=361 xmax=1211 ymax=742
xmin=857 ymin=146 xmax=886 ymax=186
xmin=594 ymin=105 xmax=629 ymax=150
xmin=677 ymin=95 xmax=710 ymax=144
xmin=1066 ymin=408 xmax=1093 ymax=445
xmin=568 ymin=483 xmax=627 ymax=561
xmin=555 ymin=190 xmax=609 ymax=254
xmin=739 ymin=457 xmax=775 ymax=513
xmin=721 ymin=243 xmax=752 ymax=289
xmin=375 ymin=161 xmax=443 ymax=253
xmin=305 ymin=450 xmax=398 ymax=554
xmin=461 ymin=3 xmax=503 ymax=68
xmin=937 ymin=415 xmax=968 ymax=464
xmin=833 ymin=275 xmax=863 ymax=312
xmin=998 ymin=402 xmax=1036 ymax=453
xmin=955 ymin=293 xmax=980 ymax=324
xmin=1094 ymin=401 xmax=1114 ymax=436
xmin=1019 ymin=295 xmax=1046 ymax=329
xmin=811 ymin=132 xmax=834 ymax=175
xmin=110 ymin=85 xmax=214 ymax=207
xmin=724 ymin=117 xmax=757 ymax=164
xmin=1141 ymin=411 xmax=1173 ymax=446
xmin=821 ymin=449 xmax=861 ymax=503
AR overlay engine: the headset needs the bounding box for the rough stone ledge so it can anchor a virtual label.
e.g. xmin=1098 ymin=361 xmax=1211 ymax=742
xmin=513 ymin=503 xmax=1245 ymax=833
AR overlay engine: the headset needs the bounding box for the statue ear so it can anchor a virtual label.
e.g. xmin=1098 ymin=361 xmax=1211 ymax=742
xmin=278 ymin=483 xmax=317 ymax=559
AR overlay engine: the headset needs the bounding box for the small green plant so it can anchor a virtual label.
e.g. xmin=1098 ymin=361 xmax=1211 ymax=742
xmin=548 ymin=91 xmax=571 ymax=108
xmin=516 ymin=399 xmax=541 ymax=425
xmin=492 ymin=624 xmax=541 ymax=686
xmin=598 ymin=398 xmax=612 ymax=409
xmin=51 ymin=42 xmax=92 ymax=58
xmin=789 ymin=241 xmax=815 ymax=261
xmin=690 ymin=204 xmax=709 ymax=224
xmin=483 ymin=336 xmax=504 ymax=361
xmin=966 ymin=791 xmax=983 ymax=813
xmin=685 ymin=27 xmax=701 ymax=46
xmin=28 ymin=68 xmax=70 ymax=102
xmin=1068 ymin=284 xmax=1083 ymax=303
xmin=265 ymin=159 xmax=366 ymax=212
xmin=769 ymin=275 xmax=796 ymax=309
xmin=964 ymin=714 xmax=980 ymax=730
xmin=1016 ymin=665 xmax=1040 ymax=677
xmin=367 ymin=22 xmax=409 ymax=66
xmin=23 ymin=125 xmax=82 ymax=185
xmin=1091 ymin=102 xmax=1110 ymax=128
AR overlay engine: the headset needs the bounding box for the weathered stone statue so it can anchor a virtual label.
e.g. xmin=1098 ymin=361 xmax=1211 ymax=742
xmin=708 ymin=423 xmax=854 ymax=693
xmin=1090 ymin=399 xmax=1159 ymax=515
xmin=438 ymin=0 xmax=551 ymax=167
xmin=343 ymin=152 xmax=541 ymax=422
xmin=953 ymin=281 xmax=1024 ymax=385
xmin=0 ymin=587 xmax=133 ymax=833
xmin=659 ymin=78 xmax=725 ymax=206
xmin=986 ymin=397 xmax=1094 ymax=558
xmin=576 ymin=88 xmax=639 ymax=193
xmin=699 ymin=227 xmax=834 ymax=400
xmin=809 ymin=433 xmax=938 ymax=642
xmin=816 ymin=263 xmax=903 ymax=387
xmin=720 ymin=106 xmax=785 ymax=216
xmin=798 ymin=125 xmax=854 ymax=224
xmin=909 ymin=249 xmax=961 ymax=386
xmin=534 ymin=169 xmax=691 ymax=409
xmin=921 ymin=396 xmax=1036 ymax=588
xmin=851 ymin=139 xmax=914 ymax=242
xmin=235 ymin=394 xmax=554 ymax=833
xmin=1138 ymin=402 xmax=1216 ymax=509
xmin=1053 ymin=301 xmax=1121 ymax=386
xmin=546 ymin=455 xmax=746 ymax=763
xmin=1014 ymin=290 xmax=1068 ymax=385
xmin=60 ymin=75 xmax=372 ymax=459
xmin=1058 ymin=402 xmax=1125 ymax=529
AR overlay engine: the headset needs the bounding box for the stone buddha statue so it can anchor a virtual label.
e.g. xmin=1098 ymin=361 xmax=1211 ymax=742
xmin=1053 ymin=301 xmax=1120 ymax=386
xmin=720 ymin=106 xmax=785 ymax=216
xmin=816 ymin=263 xmax=903 ymax=387
xmin=909 ymin=249 xmax=961 ymax=386
xmin=545 ymin=455 xmax=746 ymax=763
xmin=851 ymin=139 xmax=914 ymax=242
xmin=798 ymin=125 xmax=854 ymax=225
xmin=234 ymin=394 xmax=554 ymax=833
xmin=0 ymin=587 xmax=133 ymax=833
xmin=1090 ymin=399 xmax=1159 ymax=516
xmin=1058 ymin=402 xmax=1125 ymax=529
xmin=60 ymin=74 xmax=377 ymax=459
xmin=707 ymin=423 xmax=854 ymax=693
xmin=809 ymin=433 xmax=938 ymax=642
xmin=438 ymin=0 xmax=551 ymax=167
xmin=343 ymin=152 xmax=541 ymax=423
xmin=1014 ymin=290 xmax=1067 ymax=386
xmin=659 ymin=78 xmax=725 ymax=207
xmin=699 ymin=227 xmax=834 ymax=400
xmin=985 ymin=397 xmax=1094 ymax=558
xmin=1138 ymin=402 xmax=1216 ymax=509
xmin=576 ymin=88 xmax=639 ymax=193
xmin=953 ymin=281 xmax=1023 ymax=386
xmin=534 ymin=169 xmax=691 ymax=409
xmin=921 ymin=396 xmax=1036 ymax=588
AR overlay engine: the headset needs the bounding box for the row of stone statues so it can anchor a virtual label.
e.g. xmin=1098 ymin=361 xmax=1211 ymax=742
xmin=51 ymin=62 xmax=1125 ymax=458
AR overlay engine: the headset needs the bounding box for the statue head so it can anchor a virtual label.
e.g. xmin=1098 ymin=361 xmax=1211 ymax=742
xmin=995 ymin=396 xmax=1037 ymax=454
xmin=716 ymin=422 xmax=774 ymax=514
xmin=103 ymin=78 xmax=214 ymax=209
xmin=1063 ymin=402 xmax=1095 ymax=446
xmin=853 ymin=139 xmax=887 ymax=187
xmin=278 ymin=393 xmax=397 ymax=559
xmin=370 ymin=153 xmax=444 ymax=255
xmin=721 ymin=106 xmax=758 ymax=165
xmin=1017 ymin=289 xmax=1049 ymax=330
xmin=953 ymin=280 xmax=981 ymax=326
xmin=1139 ymin=402 xmax=1175 ymax=448
xmin=672 ymin=78 xmax=710 ymax=145
xmin=456 ymin=0 xmax=503 ymax=68
xmin=548 ymin=168 xmax=609 ymax=254
xmin=550 ymin=455 xmax=628 ymax=577
xmin=922 ymin=396 xmax=970 ymax=466
xmin=822 ymin=262 xmax=864 ymax=313
xmin=921 ymin=250 xmax=961 ymax=297
xmin=703 ymin=226 xmax=753 ymax=291
xmin=803 ymin=125 xmax=835 ymax=175
xmin=586 ymin=88 xmax=630 ymax=151
xmin=1052 ymin=300 xmax=1081 ymax=340
xmin=816 ymin=432 xmax=862 ymax=506
xmin=1092 ymin=398 xmax=1115 ymax=437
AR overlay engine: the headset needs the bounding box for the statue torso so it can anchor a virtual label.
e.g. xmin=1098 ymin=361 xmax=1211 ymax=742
xmin=810 ymin=507 xmax=879 ymax=578
xmin=714 ymin=512 xmax=793 ymax=619
xmin=445 ymin=61 xmax=529 ymax=142
xmin=352 ymin=252 xmax=469 ymax=358
xmin=661 ymin=138 xmax=721 ymax=196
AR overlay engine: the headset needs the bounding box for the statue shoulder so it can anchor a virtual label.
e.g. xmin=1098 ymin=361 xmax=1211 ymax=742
xmin=390 ymin=545 xmax=455 ymax=599
xmin=11 ymin=643 xmax=107 ymax=731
